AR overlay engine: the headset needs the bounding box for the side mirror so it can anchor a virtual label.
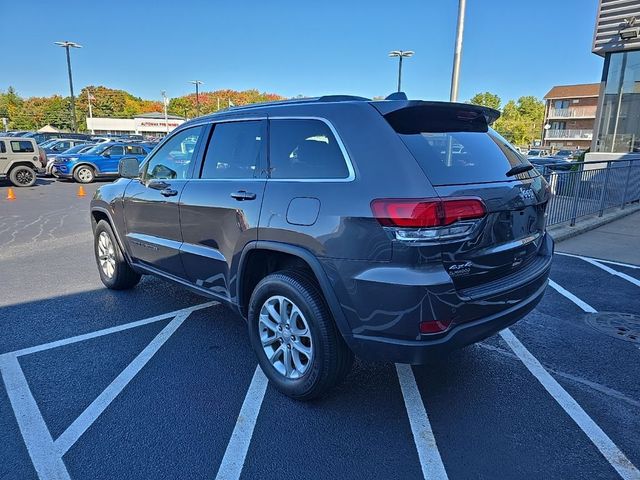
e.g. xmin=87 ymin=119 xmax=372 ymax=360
xmin=102 ymin=152 xmax=111 ymax=158
xmin=118 ymin=157 xmax=140 ymax=178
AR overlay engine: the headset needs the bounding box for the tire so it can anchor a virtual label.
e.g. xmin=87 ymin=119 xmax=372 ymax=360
xmin=9 ymin=165 xmax=37 ymax=187
xmin=74 ymin=165 xmax=95 ymax=183
xmin=94 ymin=220 xmax=141 ymax=290
xmin=248 ymin=270 xmax=353 ymax=400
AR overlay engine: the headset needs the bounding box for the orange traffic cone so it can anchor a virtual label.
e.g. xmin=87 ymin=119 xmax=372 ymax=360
xmin=6 ymin=188 xmax=16 ymax=201
xmin=77 ymin=186 xmax=86 ymax=198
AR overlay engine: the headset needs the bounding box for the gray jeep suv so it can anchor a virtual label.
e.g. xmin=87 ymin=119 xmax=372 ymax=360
xmin=90 ymin=95 xmax=553 ymax=400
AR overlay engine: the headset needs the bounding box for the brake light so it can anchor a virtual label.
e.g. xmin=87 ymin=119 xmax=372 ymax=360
xmin=371 ymin=198 xmax=486 ymax=228
xmin=419 ymin=319 xmax=452 ymax=334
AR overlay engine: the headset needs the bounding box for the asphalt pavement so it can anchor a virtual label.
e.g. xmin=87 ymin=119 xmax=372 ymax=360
xmin=1 ymin=179 xmax=639 ymax=480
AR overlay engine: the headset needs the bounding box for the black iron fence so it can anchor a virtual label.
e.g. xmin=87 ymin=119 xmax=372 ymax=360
xmin=543 ymin=158 xmax=640 ymax=226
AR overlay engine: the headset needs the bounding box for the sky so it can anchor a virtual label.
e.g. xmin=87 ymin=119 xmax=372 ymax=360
xmin=1 ymin=0 xmax=604 ymax=106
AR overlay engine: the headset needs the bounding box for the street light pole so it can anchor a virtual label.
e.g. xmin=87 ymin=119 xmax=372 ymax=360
xmin=189 ymin=80 xmax=203 ymax=116
xmin=388 ymin=50 xmax=415 ymax=92
xmin=449 ymin=0 xmax=467 ymax=102
xmin=54 ymin=41 xmax=82 ymax=132
xmin=161 ymin=91 xmax=169 ymax=134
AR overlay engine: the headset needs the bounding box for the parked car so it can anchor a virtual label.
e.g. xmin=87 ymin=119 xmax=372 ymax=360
xmin=43 ymin=138 xmax=91 ymax=155
xmin=46 ymin=143 xmax=95 ymax=176
xmin=553 ymin=149 xmax=580 ymax=161
xmin=530 ymin=157 xmax=573 ymax=172
xmin=53 ymin=142 xmax=151 ymax=183
xmin=24 ymin=132 xmax=93 ymax=144
xmin=0 ymin=137 xmax=44 ymax=187
xmin=90 ymin=95 xmax=553 ymax=400
xmin=527 ymin=149 xmax=550 ymax=159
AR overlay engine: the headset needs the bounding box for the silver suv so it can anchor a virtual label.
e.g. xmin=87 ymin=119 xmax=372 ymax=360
xmin=0 ymin=137 xmax=44 ymax=187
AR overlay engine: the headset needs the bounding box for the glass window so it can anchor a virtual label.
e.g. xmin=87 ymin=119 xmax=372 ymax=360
xmin=10 ymin=140 xmax=35 ymax=153
xmin=269 ymin=119 xmax=349 ymax=179
xmin=125 ymin=145 xmax=145 ymax=155
xmin=0 ymin=141 xmax=5 ymax=153
xmin=105 ymin=145 xmax=125 ymax=156
xmin=596 ymin=50 xmax=640 ymax=152
xmin=144 ymin=126 xmax=203 ymax=181
xmin=200 ymin=121 xmax=265 ymax=179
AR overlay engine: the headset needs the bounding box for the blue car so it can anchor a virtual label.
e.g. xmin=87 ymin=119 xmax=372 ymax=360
xmin=53 ymin=142 xmax=152 ymax=183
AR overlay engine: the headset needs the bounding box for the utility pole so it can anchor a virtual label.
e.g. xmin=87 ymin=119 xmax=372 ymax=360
xmin=450 ymin=0 xmax=467 ymax=102
xmin=189 ymin=80 xmax=203 ymax=116
xmin=87 ymin=91 xmax=94 ymax=134
xmin=54 ymin=41 xmax=82 ymax=132
xmin=161 ymin=91 xmax=169 ymax=134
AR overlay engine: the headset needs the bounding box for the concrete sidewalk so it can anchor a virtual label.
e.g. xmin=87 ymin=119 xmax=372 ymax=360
xmin=556 ymin=210 xmax=640 ymax=265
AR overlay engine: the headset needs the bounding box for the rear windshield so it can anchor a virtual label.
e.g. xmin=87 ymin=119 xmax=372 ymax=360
xmin=385 ymin=106 xmax=535 ymax=186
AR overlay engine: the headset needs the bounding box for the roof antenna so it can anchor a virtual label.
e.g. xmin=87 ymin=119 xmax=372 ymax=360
xmin=385 ymin=92 xmax=408 ymax=100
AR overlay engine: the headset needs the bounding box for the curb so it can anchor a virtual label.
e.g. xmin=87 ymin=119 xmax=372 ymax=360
xmin=547 ymin=203 xmax=640 ymax=243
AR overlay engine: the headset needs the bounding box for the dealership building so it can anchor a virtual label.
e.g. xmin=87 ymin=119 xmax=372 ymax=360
xmin=85 ymin=112 xmax=185 ymax=138
xmin=590 ymin=0 xmax=640 ymax=159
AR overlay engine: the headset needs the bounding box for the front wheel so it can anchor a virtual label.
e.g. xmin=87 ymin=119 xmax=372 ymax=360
xmin=74 ymin=165 xmax=95 ymax=183
xmin=94 ymin=220 xmax=141 ymax=290
xmin=9 ymin=165 xmax=37 ymax=187
xmin=248 ymin=270 xmax=353 ymax=401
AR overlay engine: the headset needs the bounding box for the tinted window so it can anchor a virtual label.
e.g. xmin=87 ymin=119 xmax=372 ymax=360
xmin=10 ymin=140 xmax=35 ymax=153
xmin=0 ymin=141 xmax=5 ymax=153
xmin=144 ymin=126 xmax=203 ymax=180
xmin=399 ymin=129 xmax=534 ymax=186
xmin=269 ymin=119 xmax=349 ymax=179
xmin=106 ymin=146 xmax=125 ymax=156
xmin=125 ymin=145 xmax=145 ymax=155
xmin=200 ymin=121 xmax=265 ymax=179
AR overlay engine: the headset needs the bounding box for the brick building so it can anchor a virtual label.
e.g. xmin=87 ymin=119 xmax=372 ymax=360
xmin=542 ymin=83 xmax=599 ymax=150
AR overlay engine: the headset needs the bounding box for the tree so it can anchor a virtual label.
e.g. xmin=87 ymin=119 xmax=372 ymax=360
xmin=469 ymin=92 xmax=501 ymax=110
xmin=493 ymin=96 xmax=544 ymax=146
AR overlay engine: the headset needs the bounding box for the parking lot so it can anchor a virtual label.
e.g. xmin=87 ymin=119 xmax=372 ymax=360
xmin=1 ymin=179 xmax=639 ymax=480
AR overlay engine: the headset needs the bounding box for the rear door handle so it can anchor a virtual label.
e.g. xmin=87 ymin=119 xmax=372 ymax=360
xmin=160 ymin=188 xmax=178 ymax=197
xmin=230 ymin=190 xmax=257 ymax=201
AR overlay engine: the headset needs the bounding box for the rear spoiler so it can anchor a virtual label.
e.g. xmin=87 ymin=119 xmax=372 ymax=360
xmin=371 ymin=100 xmax=501 ymax=127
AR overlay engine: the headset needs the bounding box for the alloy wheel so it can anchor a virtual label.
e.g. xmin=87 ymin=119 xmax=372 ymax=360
xmin=97 ymin=231 xmax=116 ymax=278
xmin=259 ymin=295 xmax=313 ymax=379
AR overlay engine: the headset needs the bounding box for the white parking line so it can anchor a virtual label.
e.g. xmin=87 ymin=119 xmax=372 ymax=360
xmin=579 ymin=257 xmax=640 ymax=289
xmin=214 ymin=366 xmax=268 ymax=480
xmin=0 ymin=355 xmax=71 ymax=480
xmin=396 ymin=363 xmax=449 ymax=480
xmin=548 ymin=279 xmax=597 ymax=313
xmin=500 ymin=328 xmax=640 ymax=480
xmin=54 ymin=310 xmax=192 ymax=455
xmin=0 ymin=302 xmax=217 ymax=480
xmin=556 ymin=252 xmax=640 ymax=269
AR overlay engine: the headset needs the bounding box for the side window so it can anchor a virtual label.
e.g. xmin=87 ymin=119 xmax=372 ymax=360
xmin=125 ymin=145 xmax=145 ymax=155
xmin=106 ymin=146 xmax=125 ymax=156
xmin=200 ymin=121 xmax=265 ymax=179
xmin=269 ymin=119 xmax=349 ymax=179
xmin=10 ymin=141 xmax=35 ymax=153
xmin=0 ymin=141 xmax=5 ymax=153
xmin=144 ymin=126 xmax=204 ymax=181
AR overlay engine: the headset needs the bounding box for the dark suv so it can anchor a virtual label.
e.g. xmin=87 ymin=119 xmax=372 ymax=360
xmin=90 ymin=95 xmax=553 ymax=400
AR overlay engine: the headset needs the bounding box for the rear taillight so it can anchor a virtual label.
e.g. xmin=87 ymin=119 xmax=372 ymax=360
xmin=371 ymin=198 xmax=486 ymax=228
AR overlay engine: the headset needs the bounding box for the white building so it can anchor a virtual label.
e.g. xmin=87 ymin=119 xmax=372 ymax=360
xmin=85 ymin=112 xmax=185 ymax=137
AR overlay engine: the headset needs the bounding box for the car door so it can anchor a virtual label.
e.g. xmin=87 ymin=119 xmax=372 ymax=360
xmin=179 ymin=119 xmax=267 ymax=300
xmin=0 ymin=140 xmax=9 ymax=172
xmin=100 ymin=145 xmax=125 ymax=173
xmin=122 ymin=126 xmax=206 ymax=278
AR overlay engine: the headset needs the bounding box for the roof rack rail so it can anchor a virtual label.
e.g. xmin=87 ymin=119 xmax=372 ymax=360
xmin=221 ymin=94 xmax=371 ymax=113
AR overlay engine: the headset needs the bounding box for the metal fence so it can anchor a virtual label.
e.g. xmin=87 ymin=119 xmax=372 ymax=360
xmin=544 ymin=158 xmax=640 ymax=226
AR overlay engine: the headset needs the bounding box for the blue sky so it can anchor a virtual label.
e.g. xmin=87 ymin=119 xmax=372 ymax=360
xmin=2 ymin=0 xmax=603 ymax=106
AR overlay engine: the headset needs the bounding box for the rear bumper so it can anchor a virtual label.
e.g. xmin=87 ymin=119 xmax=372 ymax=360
xmin=328 ymin=233 xmax=554 ymax=364
xmin=347 ymin=278 xmax=547 ymax=364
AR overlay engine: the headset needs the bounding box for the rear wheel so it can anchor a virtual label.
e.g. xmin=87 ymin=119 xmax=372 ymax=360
xmin=94 ymin=220 xmax=141 ymax=290
xmin=9 ymin=165 xmax=37 ymax=187
xmin=248 ymin=270 xmax=353 ymax=400
xmin=74 ymin=165 xmax=95 ymax=183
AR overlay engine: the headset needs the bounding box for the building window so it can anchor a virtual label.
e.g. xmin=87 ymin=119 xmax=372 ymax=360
xmin=555 ymin=100 xmax=570 ymax=109
xmin=595 ymin=50 xmax=640 ymax=153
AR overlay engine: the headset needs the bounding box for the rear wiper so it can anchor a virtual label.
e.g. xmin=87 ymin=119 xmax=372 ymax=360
xmin=506 ymin=164 xmax=534 ymax=177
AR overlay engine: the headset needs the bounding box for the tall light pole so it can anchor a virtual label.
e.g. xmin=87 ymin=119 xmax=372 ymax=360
xmin=189 ymin=80 xmax=203 ymax=117
xmin=388 ymin=50 xmax=414 ymax=92
xmin=449 ymin=0 xmax=467 ymax=102
xmin=54 ymin=41 xmax=82 ymax=132
xmin=161 ymin=91 xmax=169 ymax=134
